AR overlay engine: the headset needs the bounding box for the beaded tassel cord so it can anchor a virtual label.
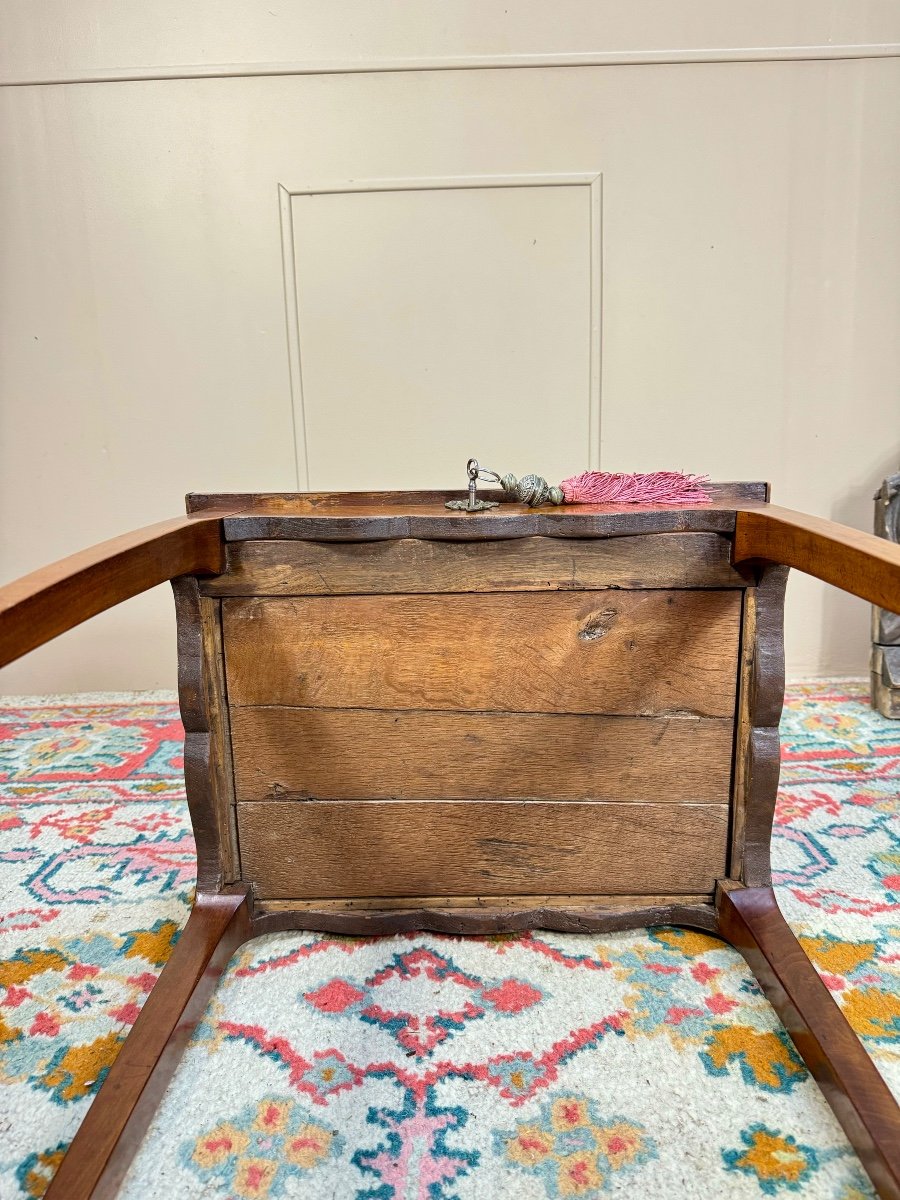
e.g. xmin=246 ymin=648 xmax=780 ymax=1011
xmin=445 ymin=460 xmax=711 ymax=512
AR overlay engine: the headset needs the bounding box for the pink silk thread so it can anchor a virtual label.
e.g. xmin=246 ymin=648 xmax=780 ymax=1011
xmin=560 ymin=471 xmax=711 ymax=505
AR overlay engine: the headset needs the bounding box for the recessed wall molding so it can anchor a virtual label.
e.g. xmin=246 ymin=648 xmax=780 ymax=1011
xmin=3 ymin=43 xmax=900 ymax=89
xmin=3 ymin=13 xmax=898 ymax=684
xmin=279 ymin=173 xmax=602 ymax=487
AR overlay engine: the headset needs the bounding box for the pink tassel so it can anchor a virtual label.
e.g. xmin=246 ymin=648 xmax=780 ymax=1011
xmin=560 ymin=470 xmax=711 ymax=505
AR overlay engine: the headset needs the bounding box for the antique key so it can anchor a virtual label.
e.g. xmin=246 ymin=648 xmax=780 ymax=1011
xmin=444 ymin=459 xmax=501 ymax=512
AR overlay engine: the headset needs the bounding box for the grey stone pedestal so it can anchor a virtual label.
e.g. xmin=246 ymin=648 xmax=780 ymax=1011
xmin=871 ymin=473 xmax=900 ymax=716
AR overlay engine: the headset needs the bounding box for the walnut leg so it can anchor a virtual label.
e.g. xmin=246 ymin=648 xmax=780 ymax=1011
xmin=45 ymin=888 xmax=252 ymax=1200
xmin=718 ymin=885 xmax=900 ymax=1200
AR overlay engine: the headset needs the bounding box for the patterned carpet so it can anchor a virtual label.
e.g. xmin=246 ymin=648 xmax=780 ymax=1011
xmin=0 ymin=683 xmax=898 ymax=1199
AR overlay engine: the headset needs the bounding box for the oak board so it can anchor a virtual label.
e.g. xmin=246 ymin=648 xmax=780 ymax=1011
xmin=201 ymin=533 xmax=747 ymax=596
xmin=230 ymin=707 xmax=734 ymax=803
xmin=223 ymin=590 xmax=742 ymax=716
xmin=237 ymin=800 xmax=730 ymax=898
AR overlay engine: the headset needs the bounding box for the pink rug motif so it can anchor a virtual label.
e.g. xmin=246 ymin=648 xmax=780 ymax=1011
xmin=0 ymin=683 xmax=898 ymax=1198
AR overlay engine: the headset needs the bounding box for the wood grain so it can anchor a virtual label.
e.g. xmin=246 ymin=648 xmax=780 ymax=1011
xmin=172 ymin=580 xmax=240 ymax=888
xmin=223 ymin=590 xmax=742 ymax=716
xmin=0 ymin=515 xmax=226 ymax=668
xmin=728 ymin=566 xmax=789 ymax=885
xmin=222 ymin=506 xmax=752 ymax=542
xmin=718 ymin=885 xmax=900 ymax=1200
xmin=200 ymin=484 xmax=770 ymax=542
xmin=188 ymin=481 xmax=769 ymax=514
xmin=237 ymin=800 xmax=730 ymax=898
xmin=252 ymin=902 xmax=720 ymax=937
xmin=200 ymin=533 xmax=747 ymax=597
xmin=256 ymin=892 xmax=712 ymax=912
xmin=44 ymin=890 xmax=251 ymax=1200
xmin=230 ymin=707 xmax=735 ymax=803
xmin=734 ymin=505 xmax=900 ymax=614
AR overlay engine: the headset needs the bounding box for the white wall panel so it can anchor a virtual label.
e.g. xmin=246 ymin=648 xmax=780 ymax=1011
xmin=2 ymin=1 xmax=899 ymax=84
xmin=1 ymin=35 xmax=899 ymax=690
xmin=284 ymin=177 xmax=598 ymax=489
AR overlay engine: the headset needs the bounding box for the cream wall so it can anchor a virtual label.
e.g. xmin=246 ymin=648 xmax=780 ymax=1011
xmin=2 ymin=3 xmax=900 ymax=694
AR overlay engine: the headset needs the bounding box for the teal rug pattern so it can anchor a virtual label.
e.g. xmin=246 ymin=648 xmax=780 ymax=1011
xmin=0 ymin=683 xmax=898 ymax=1198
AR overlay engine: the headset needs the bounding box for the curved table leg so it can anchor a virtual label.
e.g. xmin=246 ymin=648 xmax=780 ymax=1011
xmin=44 ymin=888 xmax=252 ymax=1200
xmin=718 ymin=884 xmax=900 ymax=1200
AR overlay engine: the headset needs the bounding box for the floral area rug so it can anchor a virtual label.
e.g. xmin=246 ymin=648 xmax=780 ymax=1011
xmin=0 ymin=683 xmax=898 ymax=1199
